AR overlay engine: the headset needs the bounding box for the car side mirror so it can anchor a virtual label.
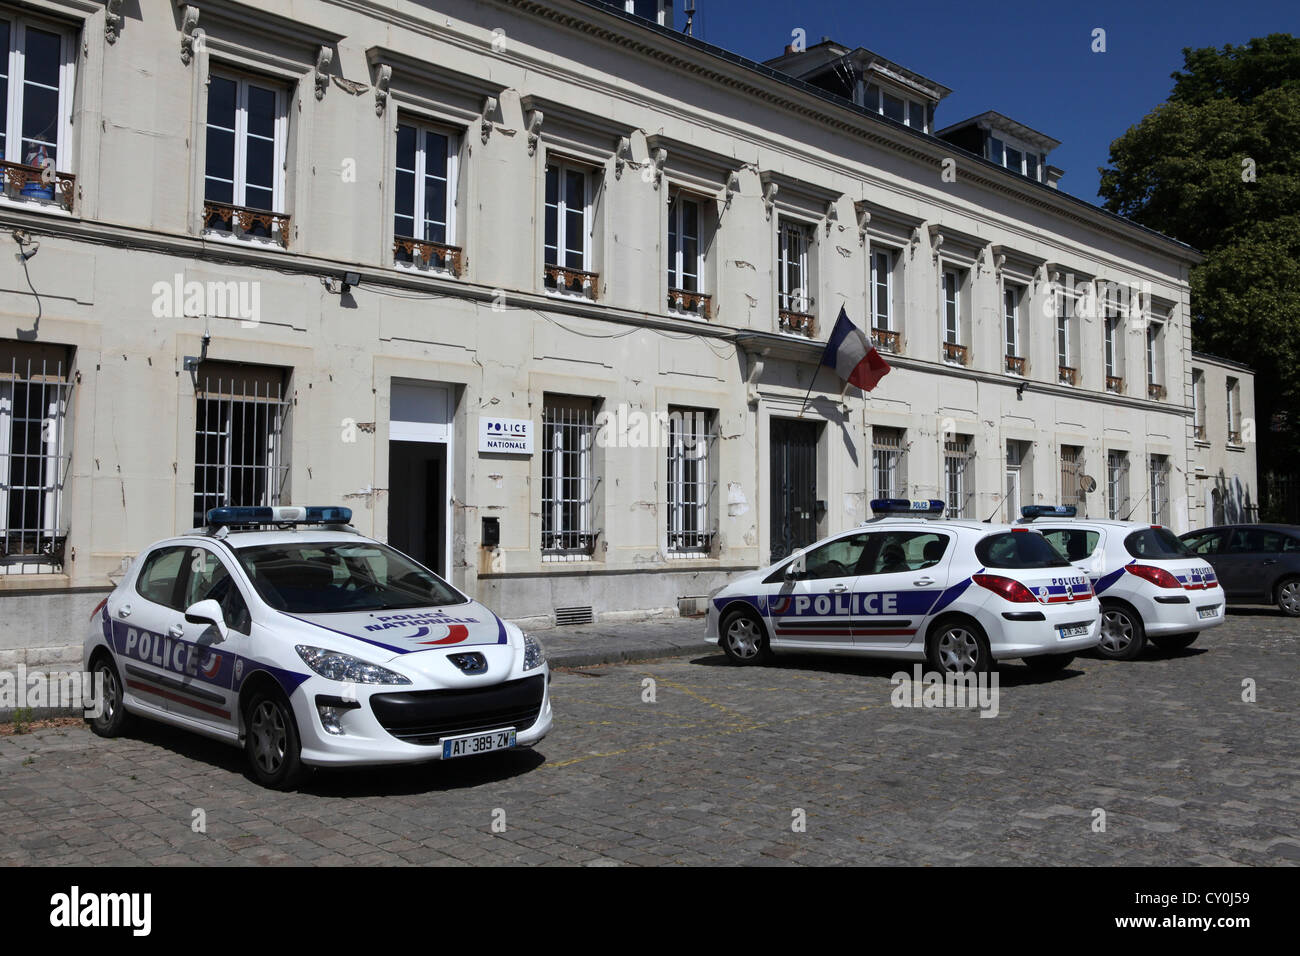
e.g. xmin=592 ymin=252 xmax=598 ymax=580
xmin=185 ymin=599 xmax=229 ymax=642
xmin=784 ymin=552 xmax=806 ymax=581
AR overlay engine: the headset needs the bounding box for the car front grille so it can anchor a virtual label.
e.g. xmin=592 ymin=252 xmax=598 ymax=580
xmin=369 ymin=674 xmax=546 ymax=746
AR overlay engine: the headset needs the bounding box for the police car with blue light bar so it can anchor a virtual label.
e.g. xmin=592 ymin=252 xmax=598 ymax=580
xmin=82 ymin=506 xmax=552 ymax=789
xmin=705 ymin=499 xmax=1101 ymax=674
xmin=1018 ymin=506 xmax=1224 ymax=659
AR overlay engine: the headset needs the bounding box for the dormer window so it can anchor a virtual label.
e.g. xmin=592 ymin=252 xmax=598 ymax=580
xmin=623 ymin=0 xmax=671 ymax=26
xmin=989 ymin=135 xmax=1043 ymax=181
xmin=864 ymin=83 xmax=928 ymax=132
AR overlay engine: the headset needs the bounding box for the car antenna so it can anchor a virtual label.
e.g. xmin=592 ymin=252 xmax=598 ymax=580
xmin=1122 ymin=488 xmax=1151 ymax=522
xmin=982 ymin=493 xmax=1006 ymax=523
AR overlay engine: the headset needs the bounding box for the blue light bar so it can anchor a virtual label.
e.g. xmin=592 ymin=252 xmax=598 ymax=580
xmin=870 ymin=498 xmax=945 ymax=516
xmin=1020 ymin=505 xmax=1077 ymax=519
xmin=206 ymin=506 xmax=353 ymax=526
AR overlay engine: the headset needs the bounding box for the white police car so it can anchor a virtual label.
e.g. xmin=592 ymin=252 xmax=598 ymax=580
xmin=706 ymin=499 xmax=1101 ymax=674
xmin=1020 ymin=506 xmax=1224 ymax=659
xmin=83 ymin=506 xmax=552 ymax=789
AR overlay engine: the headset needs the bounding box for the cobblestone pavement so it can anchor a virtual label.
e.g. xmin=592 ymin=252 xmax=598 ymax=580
xmin=0 ymin=612 xmax=1295 ymax=866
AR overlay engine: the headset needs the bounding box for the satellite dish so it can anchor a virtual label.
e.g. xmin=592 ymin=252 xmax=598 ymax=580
xmin=1079 ymin=474 xmax=1098 ymax=494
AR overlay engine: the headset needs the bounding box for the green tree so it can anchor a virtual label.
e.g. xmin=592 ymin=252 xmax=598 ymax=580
xmin=1098 ymin=34 xmax=1300 ymax=482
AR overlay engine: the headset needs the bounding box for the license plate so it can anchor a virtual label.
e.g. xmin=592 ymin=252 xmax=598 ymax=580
xmin=1058 ymin=624 xmax=1090 ymax=639
xmin=441 ymin=728 xmax=516 ymax=759
xmin=1197 ymin=606 xmax=1220 ymax=619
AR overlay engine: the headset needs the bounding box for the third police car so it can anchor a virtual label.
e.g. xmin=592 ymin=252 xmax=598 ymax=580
xmin=1019 ymin=506 xmax=1224 ymax=659
xmin=706 ymin=499 xmax=1100 ymax=674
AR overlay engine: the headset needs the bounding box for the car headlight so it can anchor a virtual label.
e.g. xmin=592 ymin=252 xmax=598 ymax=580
xmin=522 ymin=633 xmax=546 ymax=671
xmin=295 ymin=645 xmax=411 ymax=684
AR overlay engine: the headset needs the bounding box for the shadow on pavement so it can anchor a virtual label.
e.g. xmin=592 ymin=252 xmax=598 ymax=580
xmin=687 ymin=652 xmax=1087 ymax=687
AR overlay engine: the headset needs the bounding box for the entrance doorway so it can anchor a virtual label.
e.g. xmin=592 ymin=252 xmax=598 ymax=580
xmin=769 ymin=418 xmax=819 ymax=563
xmin=388 ymin=381 xmax=454 ymax=578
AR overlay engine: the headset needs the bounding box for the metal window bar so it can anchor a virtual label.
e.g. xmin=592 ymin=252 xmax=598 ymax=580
xmin=193 ymin=372 xmax=290 ymax=528
xmin=666 ymin=408 xmax=715 ymax=554
xmin=0 ymin=356 xmax=73 ymax=573
xmin=542 ymin=400 xmax=597 ymax=557
xmin=1107 ymin=452 xmax=1129 ymax=520
xmin=873 ymin=427 xmax=905 ymax=500
xmin=944 ymin=436 xmax=972 ymax=518
xmin=1060 ymin=445 xmax=1084 ymax=514
xmin=1149 ymin=455 xmax=1170 ymax=525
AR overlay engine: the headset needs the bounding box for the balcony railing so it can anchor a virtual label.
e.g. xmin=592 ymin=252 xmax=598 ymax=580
xmin=1 ymin=159 xmax=76 ymax=212
xmin=203 ymin=200 xmax=290 ymax=247
xmin=1005 ymin=354 xmax=1025 ymax=375
xmin=544 ymin=264 xmax=600 ymax=300
xmin=943 ymin=342 xmax=968 ymax=365
xmin=1058 ymin=365 xmax=1078 ymax=386
xmin=1106 ymin=375 xmax=1124 ymax=393
xmin=1148 ymin=382 xmax=1167 ymax=401
xmin=779 ymin=310 xmax=816 ymax=337
xmin=873 ymin=328 xmax=900 ymax=352
xmin=668 ymin=288 xmax=712 ymax=319
xmin=395 ymin=237 xmax=463 ymax=276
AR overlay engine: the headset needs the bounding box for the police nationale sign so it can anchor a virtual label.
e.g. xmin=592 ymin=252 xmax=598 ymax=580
xmin=478 ymin=417 xmax=533 ymax=454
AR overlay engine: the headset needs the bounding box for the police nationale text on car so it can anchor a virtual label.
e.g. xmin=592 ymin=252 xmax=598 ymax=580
xmin=83 ymin=507 xmax=552 ymax=789
xmin=706 ymin=499 xmax=1101 ymax=674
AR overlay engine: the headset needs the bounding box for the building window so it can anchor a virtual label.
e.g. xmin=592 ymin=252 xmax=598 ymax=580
xmin=873 ymin=427 xmax=906 ymax=500
xmin=1146 ymin=321 xmax=1165 ymax=399
xmin=542 ymin=396 xmax=598 ymax=558
xmin=0 ymin=344 xmax=72 ymax=574
xmin=1192 ymin=369 xmax=1206 ymax=440
xmin=544 ymin=160 xmax=596 ymax=298
xmin=666 ymin=407 xmax=715 ymax=555
xmin=1056 ymin=290 xmax=1077 ymax=385
xmin=864 ymin=83 xmax=927 ymax=132
xmin=1106 ymin=450 xmax=1129 ymax=520
xmin=0 ymin=15 xmax=76 ymax=210
xmin=624 ymin=0 xmax=669 ymax=25
xmin=1003 ymin=284 xmax=1023 ymax=373
xmin=1005 ymin=440 xmax=1031 ymax=523
xmin=778 ymin=219 xmax=815 ymax=334
xmin=944 ymin=435 xmax=973 ymax=518
xmin=988 ymin=135 xmax=1043 ymax=181
xmin=203 ymin=73 xmax=289 ymax=244
xmin=193 ymin=363 xmax=291 ymax=528
xmin=1226 ymin=377 xmax=1241 ymax=444
xmin=942 ymin=268 xmax=967 ymax=364
xmin=870 ymin=248 xmax=901 ymax=350
xmin=393 ymin=121 xmax=460 ymax=275
xmin=667 ymin=192 xmax=710 ymax=318
xmin=1149 ymin=454 xmax=1170 ymax=525
xmin=1060 ymin=444 xmax=1086 ymax=514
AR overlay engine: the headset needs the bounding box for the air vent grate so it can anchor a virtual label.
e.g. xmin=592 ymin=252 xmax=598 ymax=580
xmin=555 ymin=605 xmax=594 ymax=626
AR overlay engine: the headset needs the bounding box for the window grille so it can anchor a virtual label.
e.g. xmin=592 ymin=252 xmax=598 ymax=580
xmin=1149 ymin=454 xmax=1170 ymax=525
xmin=0 ymin=348 xmax=73 ymax=573
xmin=873 ymin=427 xmax=906 ymax=500
xmin=1107 ymin=450 xmax=1130 ymax=519
xmin=542 ymin=397 xmax=598 ymax=557
xmin=193 ymin=364 xmax=291 ymax=528
xmin=666 ymin=408 xmax=715 ymax=555
xmin=944 ymin=435 xmax=973 ymax=518
xmin=1060 ymin=444 xmax=1086 ymax=514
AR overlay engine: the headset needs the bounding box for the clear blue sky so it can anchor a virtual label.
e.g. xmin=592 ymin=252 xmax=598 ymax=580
xmin=675 ymin=0 xmax=1299 ymax=204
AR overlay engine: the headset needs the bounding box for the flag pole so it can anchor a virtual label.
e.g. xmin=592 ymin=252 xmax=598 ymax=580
xmin=796 ymin=366 xmax=818 ymax=418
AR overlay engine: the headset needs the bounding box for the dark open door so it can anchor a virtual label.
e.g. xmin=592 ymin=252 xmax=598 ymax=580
xmin=388 ymin=441 xmax=447 ymax=577
xmin=770 ymin=419 xmax=819 ymax=563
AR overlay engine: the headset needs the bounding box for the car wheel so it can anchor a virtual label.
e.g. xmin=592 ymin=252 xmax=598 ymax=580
xmin=1277 ymin=578 xmax=1300 ymax=617
xmin=1150 ymin=632 xmax=1198 ymax=651
xmin=87 ymin=654 xmax=132 ymax=738
xmin=244 ymin=690 xmax=303 ymax=790
xmin=719 ymin=607 xmax=771 ymax=665
xmin=926 ymin=619 xmax=992 ymax=676
xmin=1098 ymin=603 xmax=1146 ymax=660
xmin=1023 ymin=653 xmax=1075 ymax=673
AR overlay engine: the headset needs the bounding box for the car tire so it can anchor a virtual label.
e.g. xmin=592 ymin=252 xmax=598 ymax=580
xmin=1098 ymin=602 xmax=1146 ymax=660
xmin=1150 ymin=632 xmax=1198 ymax=651
xmin=925 ymin=618 xmax=992 ymax=676
xmin=244 ymin=689 xmax=304 ymax=791
xmin=87 ymin=653 xmax=133 ymax=738
xmin=719 ymin=606 xmax=772 ymax=665
xmin=1276 ymin=578 xmax=1300 ymax=618
xmin=1023 ymin=653 xmax=1075 ymax=673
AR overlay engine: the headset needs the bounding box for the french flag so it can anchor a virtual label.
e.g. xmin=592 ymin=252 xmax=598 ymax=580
xmin=821 ymin=307 xmax=891 ymax=391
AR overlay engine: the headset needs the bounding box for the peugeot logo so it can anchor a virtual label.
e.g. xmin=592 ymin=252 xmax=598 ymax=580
xmin=448 ymin=652 xmax=487 ymax=675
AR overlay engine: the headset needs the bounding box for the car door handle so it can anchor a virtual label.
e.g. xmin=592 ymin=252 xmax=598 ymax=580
xmin=829 ymin=584 xmax=849 ymax=593
xmin=117 ymin=604 xmax=132 ymax=619
xmin=168 ymin=624 xmax=185 ymax=638
xmin=914 ymin=577 xmax=935 ymax=587
xmin=1263 ymin=559 xmax=1277 ymax=565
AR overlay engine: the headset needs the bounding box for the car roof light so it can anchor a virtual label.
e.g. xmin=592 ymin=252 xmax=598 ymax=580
xmin=869 ymin=498 xmax=945 ymax=516
xmin=1020 ymin=505 xmax=1077 ymax=520
xmin=206 ymin=505 xmax=353 ymax=527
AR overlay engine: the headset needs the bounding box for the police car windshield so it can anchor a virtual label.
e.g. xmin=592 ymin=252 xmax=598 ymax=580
xmin=233 ymin=541 xmax=465 ymax=613
xmin=1124 ymin=527 xmax=1192 ymax=560
xmin=975 ymin=531 xmax=1071 ymax=569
